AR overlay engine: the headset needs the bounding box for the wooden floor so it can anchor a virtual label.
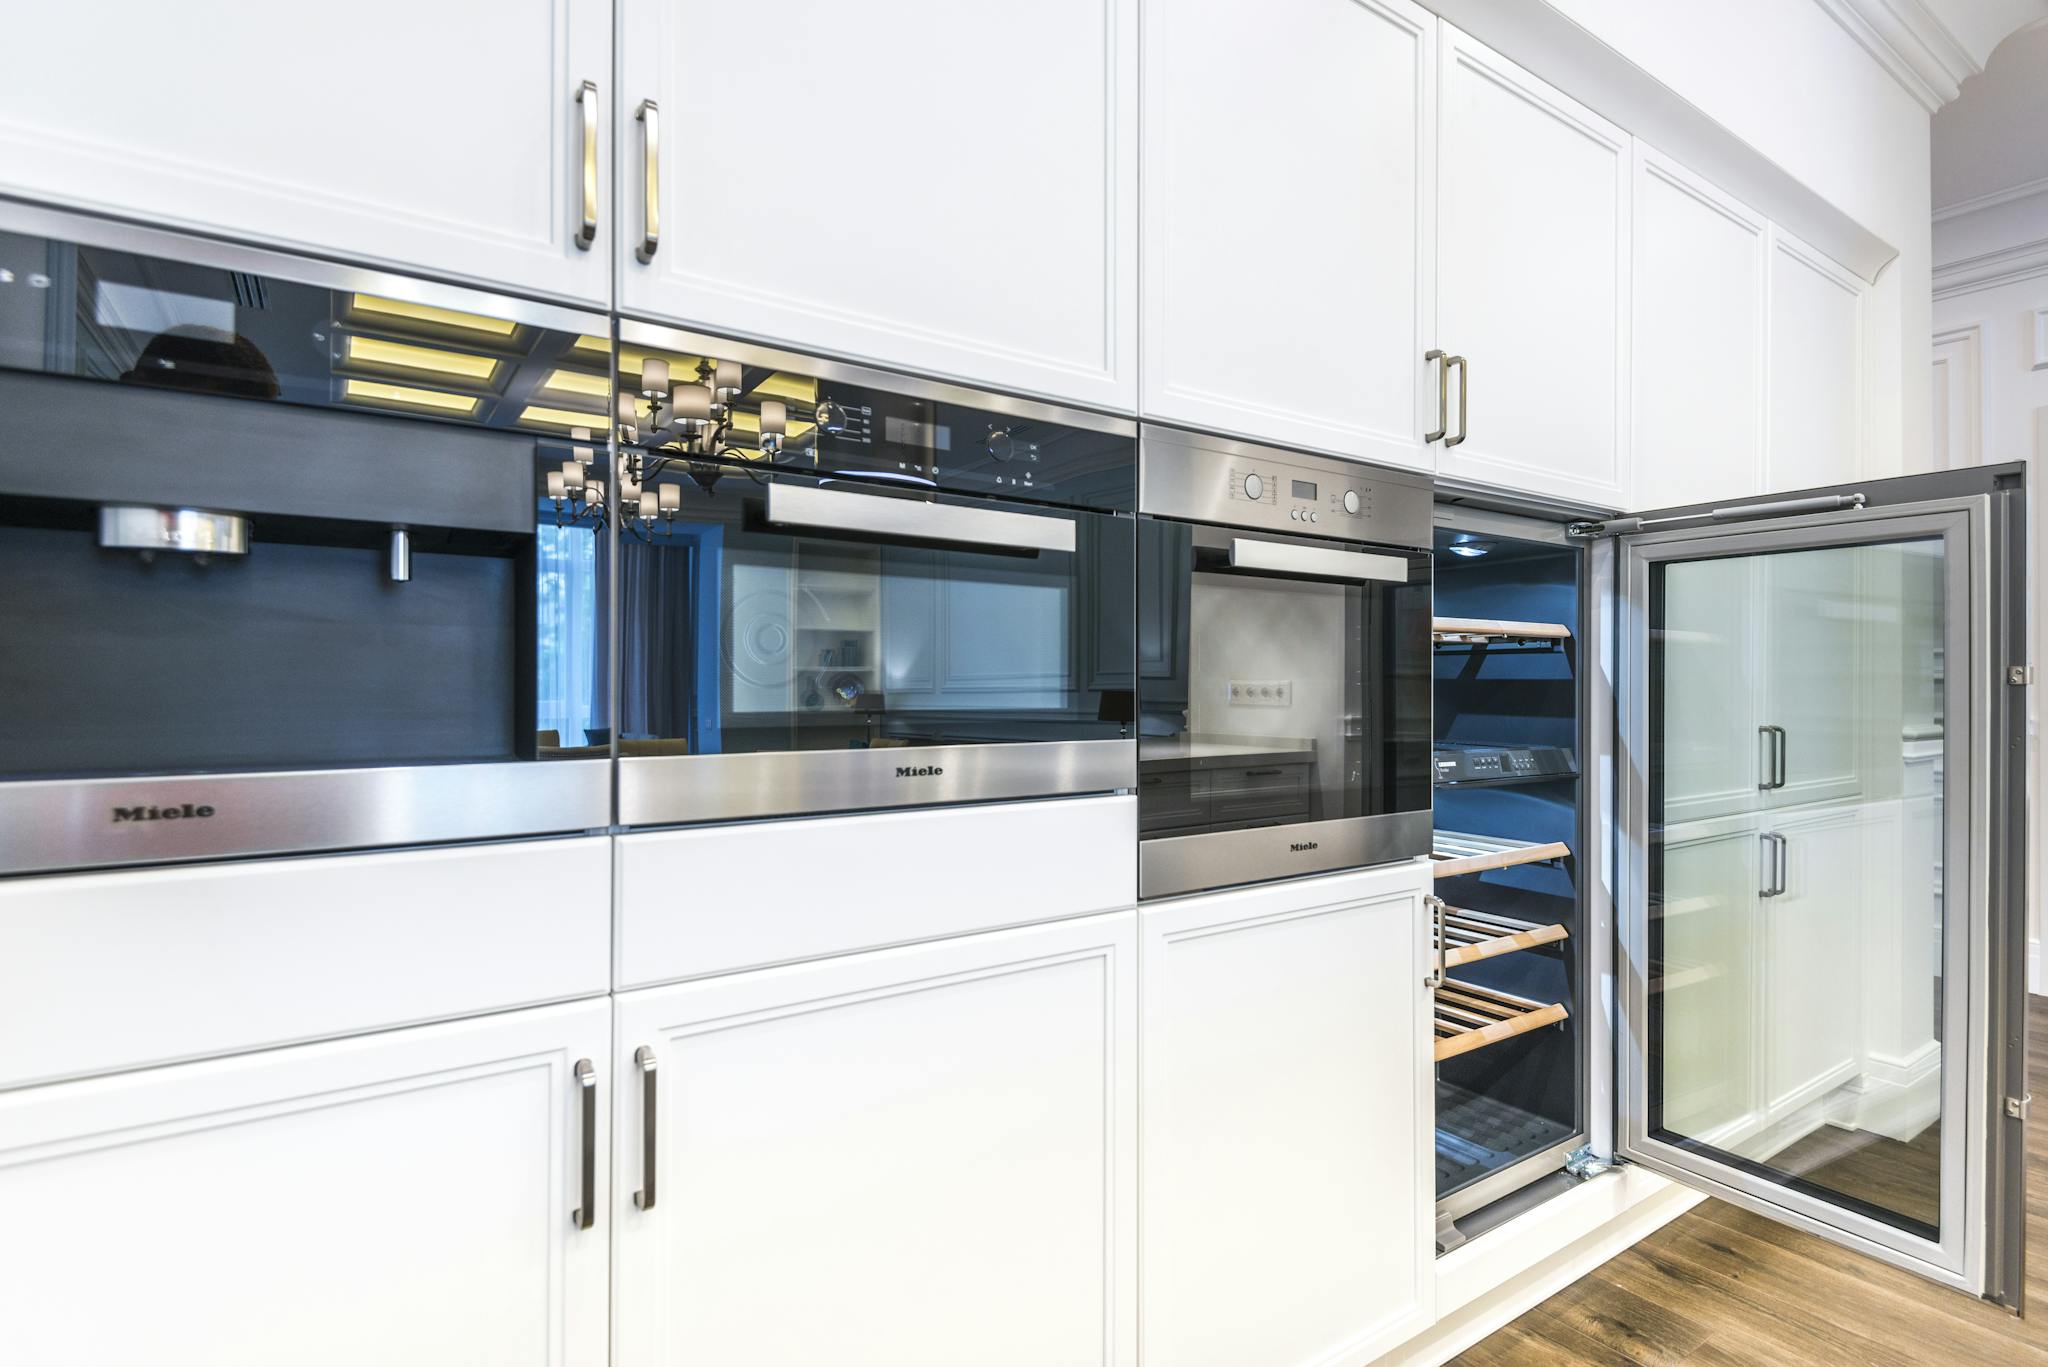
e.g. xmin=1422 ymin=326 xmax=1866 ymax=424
xmin=1451 ymin=998 xmax=2048 ymax=1366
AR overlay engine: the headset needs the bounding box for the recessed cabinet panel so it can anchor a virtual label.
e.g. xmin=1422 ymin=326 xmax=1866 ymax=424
xmin=1436 ymin=25 xmax=1630 ymax=509
xmin=616 ymin=0 xmax=1137 ymax=409
xmin=1766 ymin=229 xmax=1863 ymax=493
xmin=0 ymin=1001 xmax=611 ymax=1367
xmin=0 ymin=0 xmax=613 ymax=305
xmin=1632 ymin=147 xmax=1767 ymax=508
xmin=1141 ymin=0 xmax=1434 ymax=469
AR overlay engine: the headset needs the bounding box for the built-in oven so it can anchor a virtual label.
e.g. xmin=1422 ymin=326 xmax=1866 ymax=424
xmin=0 ymin=202 xmax=614 ymax=874
xmin=610 ymin=322 xmax=1136 ymax=827
xmin=1135 ymin=426 xmax=1433 ymax=898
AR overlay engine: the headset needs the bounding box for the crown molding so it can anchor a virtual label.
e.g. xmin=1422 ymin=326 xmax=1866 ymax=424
xmin=1934 ymin=173 xmax=2048 ymax=221
xmin=1809 ymin=0 xmax=1977 ymax=111
xmin=1932 ymin=235 xmax=2048 ymax=299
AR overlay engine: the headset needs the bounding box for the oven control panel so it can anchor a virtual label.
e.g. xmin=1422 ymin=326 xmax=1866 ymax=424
xmin=1143 ymin=425 xmax=1432 ymax=548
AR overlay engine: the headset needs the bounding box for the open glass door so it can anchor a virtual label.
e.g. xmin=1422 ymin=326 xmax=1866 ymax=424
xmin=1597 ymin=467 xmax=2028 ymax=1305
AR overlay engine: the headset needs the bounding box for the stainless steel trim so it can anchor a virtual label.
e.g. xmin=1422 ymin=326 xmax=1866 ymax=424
xmin=1425 ymin=894 xmax=1448 ymax=990
xmin=0 ymin=759 xmax=611 ymax=875
xmin=389 ymin=526 xmax=412 ymax=583
xmin=1137 ymin=424 xmax=1434 ymax=548
xmin=618 ymin=739 xmax=1133 ymax=828
xmin=1424 ymin=349 xmax=1449 ymax=443
xmin=1573 ymin=493 xmax=1869 ymax=539
xmin=97 ymin=505 xmax=250 ymax=558
xmin=635 ymin=99 xmax=661 ymax=264
xmin=571 ymin=1057 xmax=597 ymax=1231
xmin=1229 ymin=538 xmax=1407 ymax=582
xmin=575 ymin=80 xmax=599 ymax=251
xmin=1138 ymin=810 xmax=1433 ymax=900
xmin=1444 ymin=355 xmax=1469 ymax=448
xmin=767 ymin=481 xmax=1076 ymax=553
xmin=632 ymin=1045 xmax=658 ymax=1212
xmin=0 ymin=197 xmax=611 ymax=336
xmin=616 ymin=320 xmax=1139 ymax=439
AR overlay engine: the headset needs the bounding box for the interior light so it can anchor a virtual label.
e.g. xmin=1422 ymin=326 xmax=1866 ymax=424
xmin=519 ymin=402 xmax=611 ymax=431
xmin=347 ymin=293 xmax=517 ymax=339
xmin=542 ymin=368 xmax=611 ymax=400
xmin=341 ymin=378 xmax=482 ymax=417
xmin=344 ymin=335 xmax=500 ymax=383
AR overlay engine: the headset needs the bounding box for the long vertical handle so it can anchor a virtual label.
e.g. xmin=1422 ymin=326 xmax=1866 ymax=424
xmin=1759 ymin=832 xmax=1787 ymax=898
xmin=570 ymin=1058 xmax=596 ymax=1229
xmin=635 ymin=100 xmax=662 ymax=264
xmin=1423 ymin=350 xmax=1449 ymax=443
xmin=1775 ymin=831 xmax=1789 ymax=898
xmin=632 ymin=1044 xmax=658 ymax=1211
xmin=1773 ymin=726 xmax=1787 ymax=791
xmin=574 ymin=81 xmax=599 ymax=251
xmin=1757 ymin=725 xmax=1787 ymax=790
xmin=1444 ymin=356 xmax=1469 ymax=447
xmin=1424 ymin=894 xmax=1448 ymax=990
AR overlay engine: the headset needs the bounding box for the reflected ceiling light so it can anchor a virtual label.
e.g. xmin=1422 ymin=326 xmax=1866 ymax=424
xmin=519 ymin=402 xmax=611 ymax=430
xmin=344 ymin=334 xmax=501 ymax=383
xmin=542 ymin=368 xmax=611 ymax=399
xmin=1447 ymin=538 xmax=1497 ymax=559
xmin=347 ymin=293 xmax=517 ymax=339
xmin=341 ymin=378 xmax=482 ymax=416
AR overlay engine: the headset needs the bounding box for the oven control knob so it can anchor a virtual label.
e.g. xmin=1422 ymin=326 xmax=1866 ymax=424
xmin=1243 ymin=473 xmax=1264 ymax=501
xmin=1342 ymin=490 xmax=1361 ymax=515
xmin=1308 ymin=511 xmax=1319 ymax=522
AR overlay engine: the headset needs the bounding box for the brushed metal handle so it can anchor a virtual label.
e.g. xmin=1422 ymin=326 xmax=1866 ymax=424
xmin=1759 ymin=832 xmax=1787 ymax=898
xmin=635 ymin=99 xmax=661 ymax=263
xmin=1228 ymin=537 xmax=1408 ymax=582
xmin=767 ymin=480 xmax=1075 ymax=553
xmin=1757 ymin=725 xmax=1787 ymax=790
xmin=570 ymin=1057 xmax=596 ymax=1230
xmin=1424 ymin=894 xmax=1448 ymax=990
xmin=1444 ymin=355 xmax=1469 ymax=447
xmin=575 ymin=80 xmax=599 ymax=251
xmin=1776 ymin=831 xmax=1788 ymax=897
xmin=632 ymin=1044 xmax=658 ymax=1211
xmin=1424 ymin=349 xmax=1448 ymax=443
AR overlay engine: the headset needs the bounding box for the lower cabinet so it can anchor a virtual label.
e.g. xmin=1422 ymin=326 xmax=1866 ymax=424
xmin=610 ymin=911 xmax=1139 ymax=1367
xmin=1139 ymin=865 xmax=1434 ymax=1367
xmin=0 ymin=998 xmax=612 ymax=1367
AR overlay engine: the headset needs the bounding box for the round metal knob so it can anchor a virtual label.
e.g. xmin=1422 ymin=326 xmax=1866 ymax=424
xmin=1243 ymin=473 xmax=1264 ymax=501
xmin=1343 ymin=490 xmax=1361 ymax=515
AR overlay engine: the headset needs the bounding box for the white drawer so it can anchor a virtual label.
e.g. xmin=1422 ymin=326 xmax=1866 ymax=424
xmin=616 ymin=796 xmax=1137 ymax=987
xmin=0 ymin=836 xmax=610 ymax=1088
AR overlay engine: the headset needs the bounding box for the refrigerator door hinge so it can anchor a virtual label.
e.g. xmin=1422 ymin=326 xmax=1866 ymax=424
xmin=2007 ymin=1093 xmax=2032 ymax=1121
xmin=1565 ymin=1144 xmax=1618 ymax=1180
xmin=2008 ymin=665 xmax=2034 ymax=687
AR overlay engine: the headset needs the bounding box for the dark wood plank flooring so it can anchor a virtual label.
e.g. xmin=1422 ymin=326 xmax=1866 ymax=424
xmin=1450 ymin=997 xmax=2048 ymax=1365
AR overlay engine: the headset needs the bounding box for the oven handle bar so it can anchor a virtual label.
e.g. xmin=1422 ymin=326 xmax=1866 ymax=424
xmin=1228 ymin=537 xmax=1409 ymax=582
xmin=766 ymin=481 xmax=1075 ymax=553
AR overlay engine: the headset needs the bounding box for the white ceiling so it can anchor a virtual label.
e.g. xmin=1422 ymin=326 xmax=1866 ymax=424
xmin=1932 ymin=21 xmax=2048 ymax=209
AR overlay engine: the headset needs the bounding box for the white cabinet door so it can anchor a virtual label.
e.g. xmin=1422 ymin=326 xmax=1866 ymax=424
xmin=1655 ymin=819 xmax=1763 ymax=1149
xmin=1762 ymin=808 xmax=1864 ymax=1124
xmin=0 ymin=1000 xmax=611 ymax=1367
xmin=1631 ymin=146 xmax=1768 ymax=509
xmin=1761 ymin=544 xmax=1865 ymax=810
xmin=1141 ymin=0 xmax=1435 ymax=470
xmin=1139 ymin=866 xmax=1432 ymax=1367
xmin=1765 ymin=227 xmax=1864 ymax=493
xmin=612 ymin=912 xmax=1137 ymax=1367
xmin=1436 ymin=24 xmax=1630 ymax=509
xmin=1655 ymin=552 xmax=1764 ymax=824
xmin=616 ymin=0 xmax=1137 ymax=410
xmin=0 ymin=0 xmax=613 ymax=306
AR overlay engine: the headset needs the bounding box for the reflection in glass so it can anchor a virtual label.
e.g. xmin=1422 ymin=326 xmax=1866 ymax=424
xmin=1649 ymin=538 xmax=1946 ymax=1239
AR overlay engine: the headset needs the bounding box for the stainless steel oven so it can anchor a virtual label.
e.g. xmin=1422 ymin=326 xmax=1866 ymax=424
xmin=611 ymin=322 xmax=1136 ymax=827
xmin=0 ymin=202 xmax=613 ymax=873
xmin=1135 ymin=426 xmax=1433 ymax=898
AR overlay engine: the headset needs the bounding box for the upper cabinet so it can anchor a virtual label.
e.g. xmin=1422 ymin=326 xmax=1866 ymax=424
xmin=1766 ymin=226 xmax=1865 ymax=493
xmin=615 ymin=0 xmax=1138 ymax=411
xmin=1631 ymin=145 xmax=1768 ymax=509
xmin=1434 ymin=24 xmax=1631 ymax=510
xmin=0 ymin=0 xmax=614 ymax=307
xmin=1140 ymin=0 xmax=1436 ymax=471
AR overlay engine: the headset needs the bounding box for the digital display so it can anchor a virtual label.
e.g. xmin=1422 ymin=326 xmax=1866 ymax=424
xmin=1291 ymin=479 xmax=1317 ymax=500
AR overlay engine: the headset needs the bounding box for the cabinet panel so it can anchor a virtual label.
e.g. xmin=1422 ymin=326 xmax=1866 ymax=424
xmin=612 ymin=913 xmax=1137 ymax=1367
xmin=0 ymin=0 xmax=612 ymax=306
xmin=617 ymin=0 xmax=1137 ymax=410
xmin=0 ymin=1001 xmax=611 ymax=1367
xmin=1766 ymin=228 xmax=1863 ymax=493
xmin=1763 ymin=809 xmax=1863 ymax=1120
xmin=1657 ymin=555 xmax=1763 ymax=824
xmin=1632 ymin=147 xmax=1767 ymax=508
xmin=1436 ymin=25 xmax=1630 ymax=509
xmin=1762 ymin=545 xmax=1864 ymax=810
xmin=1140 ymin=866 xmax=1432 ymax=1367
xmin=1656 ymin=821 xmax=1762 ymax=1147
xmin=1141 ymin=0 xmax=1435 ymax=469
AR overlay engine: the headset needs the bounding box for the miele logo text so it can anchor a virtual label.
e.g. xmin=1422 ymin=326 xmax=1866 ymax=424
xmin=1290 ymin=840 xmax=1319 ymax=853
xmin=112 ymin=804 xmax=216 ymax=823
xmin=896 ymin=765 xmax=945 ymax=778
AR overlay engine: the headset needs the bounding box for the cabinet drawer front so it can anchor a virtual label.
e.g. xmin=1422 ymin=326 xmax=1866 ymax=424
xmin=0 ymin=837 xmax=610 ymax=1088
xmin=616 ymin=796 xmax=1137 ymax=986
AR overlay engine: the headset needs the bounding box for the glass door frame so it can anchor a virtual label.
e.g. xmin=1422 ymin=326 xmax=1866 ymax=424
xmin=1614 ymin=489 xmax=2011 ymax=1296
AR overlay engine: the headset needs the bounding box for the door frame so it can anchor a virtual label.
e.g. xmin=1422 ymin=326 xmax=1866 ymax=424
xmin=1610 ymin=472 xmax=2025 ymax=1301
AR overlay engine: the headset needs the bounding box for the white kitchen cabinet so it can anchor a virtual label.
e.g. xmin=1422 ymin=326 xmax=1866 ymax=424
xmin=1140 ymin=0 xmax=1436 ymax=470
xmin=0 ymin=1000 xmax=611 ymax=1367
xmin=1140 ymin=865 xmax=1432 ymax=1367
xmin=0 ymin=0 xmax=613 ymax=307
xmin=611 ymin=911 xmax=1137 ymax=1367
xmin=616 ymin=0 xmax=1137 ymax=410
xmin=1631 ymin=145 xmax=1768 ymax=509
xmin=1761 ymin=806 xmax=1865 ymax=1129
xmin=1765 ymin=226 xmax=1864 ymax=493
xmin=1761 ymin=545 xmax=1865 ymax=809
xmin=1656 ymin=820 xmax=1763 ymax=1148
xmin=1657 ymin=553 xmax=1764 ymax=824
xmin=1435 ymin=24 xmax=1631 ymax=510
